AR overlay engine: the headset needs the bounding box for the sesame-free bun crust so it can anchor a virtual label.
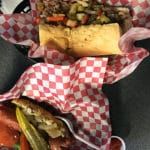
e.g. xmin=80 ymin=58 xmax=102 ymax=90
xmin=39 ymin=23 xmax=122 ymax=57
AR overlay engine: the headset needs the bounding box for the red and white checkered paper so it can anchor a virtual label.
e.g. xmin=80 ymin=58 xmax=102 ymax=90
xmin=0 ymin=57 xmax=111 ymax=149
xmin=27 ymin=27 xmax=150 ymax=84
xmin=0 ymin=0 xmax=150 ymax=149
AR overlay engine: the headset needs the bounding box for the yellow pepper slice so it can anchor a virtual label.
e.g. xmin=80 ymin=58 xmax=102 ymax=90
xmin=16 ymin=107 xmax=49 ymax=150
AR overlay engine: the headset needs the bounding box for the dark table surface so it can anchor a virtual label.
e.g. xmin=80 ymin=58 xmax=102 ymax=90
xmin=103 ymin=38 xmax=150 ymax=150
xmin=0 ymin=37 xmax=150 ymax=150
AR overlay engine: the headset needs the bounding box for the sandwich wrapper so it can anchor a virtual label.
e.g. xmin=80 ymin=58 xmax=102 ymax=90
xmin=0 ymin=0 xmax=150 ymax=149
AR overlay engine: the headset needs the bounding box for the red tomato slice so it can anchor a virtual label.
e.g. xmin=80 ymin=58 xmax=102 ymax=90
xmin=0 ymin=121 xmax=20 ymax=147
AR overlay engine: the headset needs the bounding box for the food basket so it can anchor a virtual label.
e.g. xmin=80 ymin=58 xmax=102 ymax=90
xmin=0 ymin=0 xmax=150 ymax=149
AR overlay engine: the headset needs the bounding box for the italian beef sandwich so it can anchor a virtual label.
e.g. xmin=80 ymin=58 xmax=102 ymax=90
xmin=36 ymin=0 xmax=133 ymax=57
xmin=0 ymin=99 xmax=73 ymax=150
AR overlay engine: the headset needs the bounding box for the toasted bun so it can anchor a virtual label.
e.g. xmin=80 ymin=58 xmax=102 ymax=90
xmin=39 ymin=23 xmax=122 ymax=57
xmin=70 ymin=23 xmax=122 ymax=56
xmin=12 ymin=99 xmax=68 ymax=138
xmin=39 ymin=24 xmax=71 ymax=52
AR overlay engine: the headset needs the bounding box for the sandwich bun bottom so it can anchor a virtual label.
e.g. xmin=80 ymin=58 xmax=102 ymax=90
xmin=39 ymin=23 xmax=122 ymax=57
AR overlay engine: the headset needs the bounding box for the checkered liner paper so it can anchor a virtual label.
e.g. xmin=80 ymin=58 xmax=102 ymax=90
xmin=0 ymin=0 xmax=150 ymax=149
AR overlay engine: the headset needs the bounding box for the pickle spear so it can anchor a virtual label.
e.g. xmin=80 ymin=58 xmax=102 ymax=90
xmin=16 ymin=107 xmax=49 ymax=150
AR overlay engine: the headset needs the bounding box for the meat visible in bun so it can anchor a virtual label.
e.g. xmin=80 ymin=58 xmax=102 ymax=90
xmin=36 ymin=0 xmax=132 ymax=57
xmin=0 ymin=99 xmax=73 ymax=150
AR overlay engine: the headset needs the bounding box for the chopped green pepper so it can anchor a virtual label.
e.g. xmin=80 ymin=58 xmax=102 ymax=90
xmin=77 ymin=5 xmax=85 ymax=12
xmin=76 ymin=13 xmax=86 ymax=21
xmin=16 ymin=107 xmax=49 ymax=150
xmin=69 ymin=3 xmax=79 ymax=14
xmin=97 ymin=14 xmax=111 ymax=24
xmin=13 ymin=143 xmax=20 ymax=150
